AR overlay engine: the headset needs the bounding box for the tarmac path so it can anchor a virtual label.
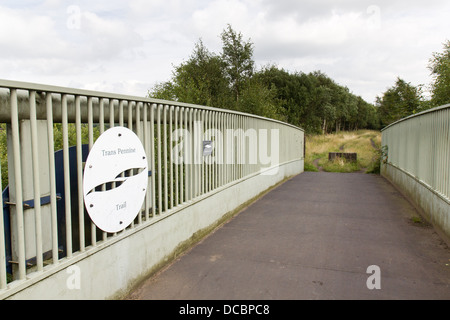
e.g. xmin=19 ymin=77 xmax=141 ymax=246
xmin=126 ymin=172 xmax=450 ymax=300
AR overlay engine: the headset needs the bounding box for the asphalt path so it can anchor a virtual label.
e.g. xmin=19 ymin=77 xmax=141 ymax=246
xmin=126 ymin=172 xmax=450 ymax=300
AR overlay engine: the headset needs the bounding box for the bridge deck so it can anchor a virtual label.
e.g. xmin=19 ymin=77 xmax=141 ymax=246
xmin=126 ymin=172 xmax=450 ymax=300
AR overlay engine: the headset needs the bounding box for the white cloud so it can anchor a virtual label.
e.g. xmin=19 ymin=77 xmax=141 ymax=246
xmin=0 ymin=0 xmax=449 ymax=103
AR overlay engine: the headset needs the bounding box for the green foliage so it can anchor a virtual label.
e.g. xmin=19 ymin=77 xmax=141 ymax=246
xmin=375 ymin=40 xmax=450 ymax=128
xmin=148 ymin=25 xmax=380 ymax=134
xmin=428 ymin=40 xmax=450 ymax=107
xmin=256 ymin=66 xmax=379 ymax=133
xmin=375 ymin=77 xmax=427 ymax=127
xmin=220 ymin=24 xmax=255 ymax=103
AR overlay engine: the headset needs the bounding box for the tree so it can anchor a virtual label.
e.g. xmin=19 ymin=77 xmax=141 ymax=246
xmin=428 ymin=40 xmax=450 ymax=107
xmin=376 ymin=77 xmax=425 ymax=127
xmin=148 ymin=26 xmax=378 ymax=134
xmin=149 ymin=40 xmax=231 ymax=109
xmin=239 ymin=78 xmax=286 ymax=121
xmin=220 ymin=24 xmax=255 ymax=104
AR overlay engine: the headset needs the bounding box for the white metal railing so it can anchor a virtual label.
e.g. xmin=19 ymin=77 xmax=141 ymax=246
xmin=0 ymin=79 xmax=304 ymax=296
xmin=381 ymin=103 xmax=450 ymax=202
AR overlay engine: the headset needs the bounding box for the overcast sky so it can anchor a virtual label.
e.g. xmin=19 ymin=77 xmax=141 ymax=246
xmin=0 ymin=0 xmax=449 ymax=104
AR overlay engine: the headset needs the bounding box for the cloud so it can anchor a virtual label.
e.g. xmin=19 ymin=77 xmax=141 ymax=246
xmin=0 ymin=6 xmax=67 ymax=58
xmin=0 ymin=0 xmax=449 ymax=103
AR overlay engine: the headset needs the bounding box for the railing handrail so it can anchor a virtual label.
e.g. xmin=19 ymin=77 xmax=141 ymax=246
xmin=0 ymin=79 xmax=304 ymax=132
xmin=381 ymin=103 xmax=450 ymax=132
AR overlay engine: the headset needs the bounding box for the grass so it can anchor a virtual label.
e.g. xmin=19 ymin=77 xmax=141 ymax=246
xmin=305 ymin=130 xmax=382 ymax=173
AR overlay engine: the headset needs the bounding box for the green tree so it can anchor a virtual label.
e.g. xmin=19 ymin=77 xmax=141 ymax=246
xmin=149 ymin=40 xmax=231 ymax=109
xmin=428 ymin=40 xmax=450 ymax=107
xmin=220 ymin=24 xmax=255 ymax=105
xmin=376 ymin=77 xmax=425 ymax=127
xmin=239 ymin=78 xmax=286 ymax=121
xmin=148 ymin=26 xmax=377 ymax=134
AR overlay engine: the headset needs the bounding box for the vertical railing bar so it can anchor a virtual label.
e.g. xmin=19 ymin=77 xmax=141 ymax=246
xmin=169 ymin=106 xmax=174 ymax=210
xmin=46 ymin=92 xmax=59 ymax=264
xmin=157 ymin=104 xmax=162 ymax=215
xmin=0 ymin=158 xmax=6 ymax=289
xmin=445 ymin=109 xmax=449 ymax=198
xmin=237 ymin=115 xmax=240 ymax=179
xmin=163 ymin=105 xmax=168 ymax=213
xmin=109 ymin=99 xmax=115 ymax=128
xmin=99 ymin=98 xmax=107 ymax=241
xmin=242 ymin=116 xmax=246 ymax=178
xmin=205 ymin=110 xmax=210 ymax=194
xmin=245 ymin=116 xmax=249 ymax=177
xmin=195 ymin=109 xmax=199 ymax=197
xmin=210 ymin=111 xmax=214 ymax=191
xmin=230 ymin=113 xmax=233 ymax=184
xmin=128 ymin=101 xmax=135 ymax=229
xmin=200 ymin=110 xmax=205 ymax=195
xmin=215 ymin=111 xmax=219 ymax=189
xmin=29 ymin=91 xmax=44 ymax=271
xmin=184 ymin=107 xmax=188 ymax=202
xmin=213 ymin=111 xmax=217 ymax=189
xmin=179 ymin=107 xmax=184 ymax=205
xmin=192 ymin=109 xmax=197 ymax=198
xmin=442 ymin=111 xmax=445 ymax=196
xmin=127 ymin=101 xmax=134 ymax=229
xmin=119 ymin=100 xmax=125 ymax=127
xmin=187 ymin=107 xmax=191 ymax=201
xmin=61 ymin=94 xmax=72 ymax=258
xmin=231 ymin=114 xmax=234 ymax=183
xmin=10 ymin=89 xmax=26 ymax=279
xmin=75 ymin=96 xmax=85 ymax=252
xmin=223 ymin=113 xmax=227 ymax=185
xmin=174 ymin=107 xmax=179 ymax=207
xmin=128 ymin=101 xmax=133 ymax=131
xmin=232 ymin=114 xmax=236 ymax=183
xmin=238 ymin=115 xmax=241 ymax=180
xmin=219 ymin=111 xmax=222 ymax=188
xmin=87 ymin=97 xmax=97 ymax=247
xmin=150 ymin=104 xmax=156 ymax=217
xmin=143 ymin=103 xmax=150 ymax=221
xmin=136 ymin=101 xmax=142 ymax=225
xmin=237 ymin=115 xmax=240 ymax=180
xmin=224 ymin=112 xmax=227 ymax=186
xmin=136 ymin=102 xmax=142 ymax=140
xmin=204 ymin=110 xmax=207 ymax=194
xmin=184 ymin=108 xmax=189 ymax=202
xmin=438 ymin=111 xmax=442 ymax=192
xmin=189 ymin=108 xmax=194 ymax=201
xmin=183 ymin=108 xmax=187 ymax=202
xmin=208 ymin=111 xmax=212 ymax=192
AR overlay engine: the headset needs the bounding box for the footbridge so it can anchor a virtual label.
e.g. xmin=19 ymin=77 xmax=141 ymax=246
xmin=0 ymin=80 xmax=448 ymax=300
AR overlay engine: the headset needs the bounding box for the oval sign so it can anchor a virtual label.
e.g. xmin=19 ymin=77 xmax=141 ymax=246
xmin=83 ymin=127 xmax=148 ymax=233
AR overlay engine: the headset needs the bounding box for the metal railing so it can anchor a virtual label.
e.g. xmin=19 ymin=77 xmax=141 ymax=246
xmin=381 ymin=103 xmax=450 ymax=202
xmin=0 ymin=79 xmax=304 ymax=295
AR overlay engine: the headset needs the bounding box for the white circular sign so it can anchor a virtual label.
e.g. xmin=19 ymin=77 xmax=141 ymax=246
xmin=83 ymin=127 xmax=148 ymax=233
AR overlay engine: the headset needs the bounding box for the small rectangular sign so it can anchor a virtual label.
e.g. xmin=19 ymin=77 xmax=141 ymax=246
xmin=203 ymin=140 xmax=213 ymax=156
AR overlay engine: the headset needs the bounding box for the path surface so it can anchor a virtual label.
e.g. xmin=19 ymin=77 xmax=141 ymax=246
xmin=126 ymin=172 xmax=450 ymax=300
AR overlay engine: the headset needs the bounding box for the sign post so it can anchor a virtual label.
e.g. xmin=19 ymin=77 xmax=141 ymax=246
xmin=83 ymin=127 xmax=148 ymax=233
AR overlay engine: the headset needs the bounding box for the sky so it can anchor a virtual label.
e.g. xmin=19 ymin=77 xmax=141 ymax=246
xmin=0 ymin=0 xmax=449 ymax=104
